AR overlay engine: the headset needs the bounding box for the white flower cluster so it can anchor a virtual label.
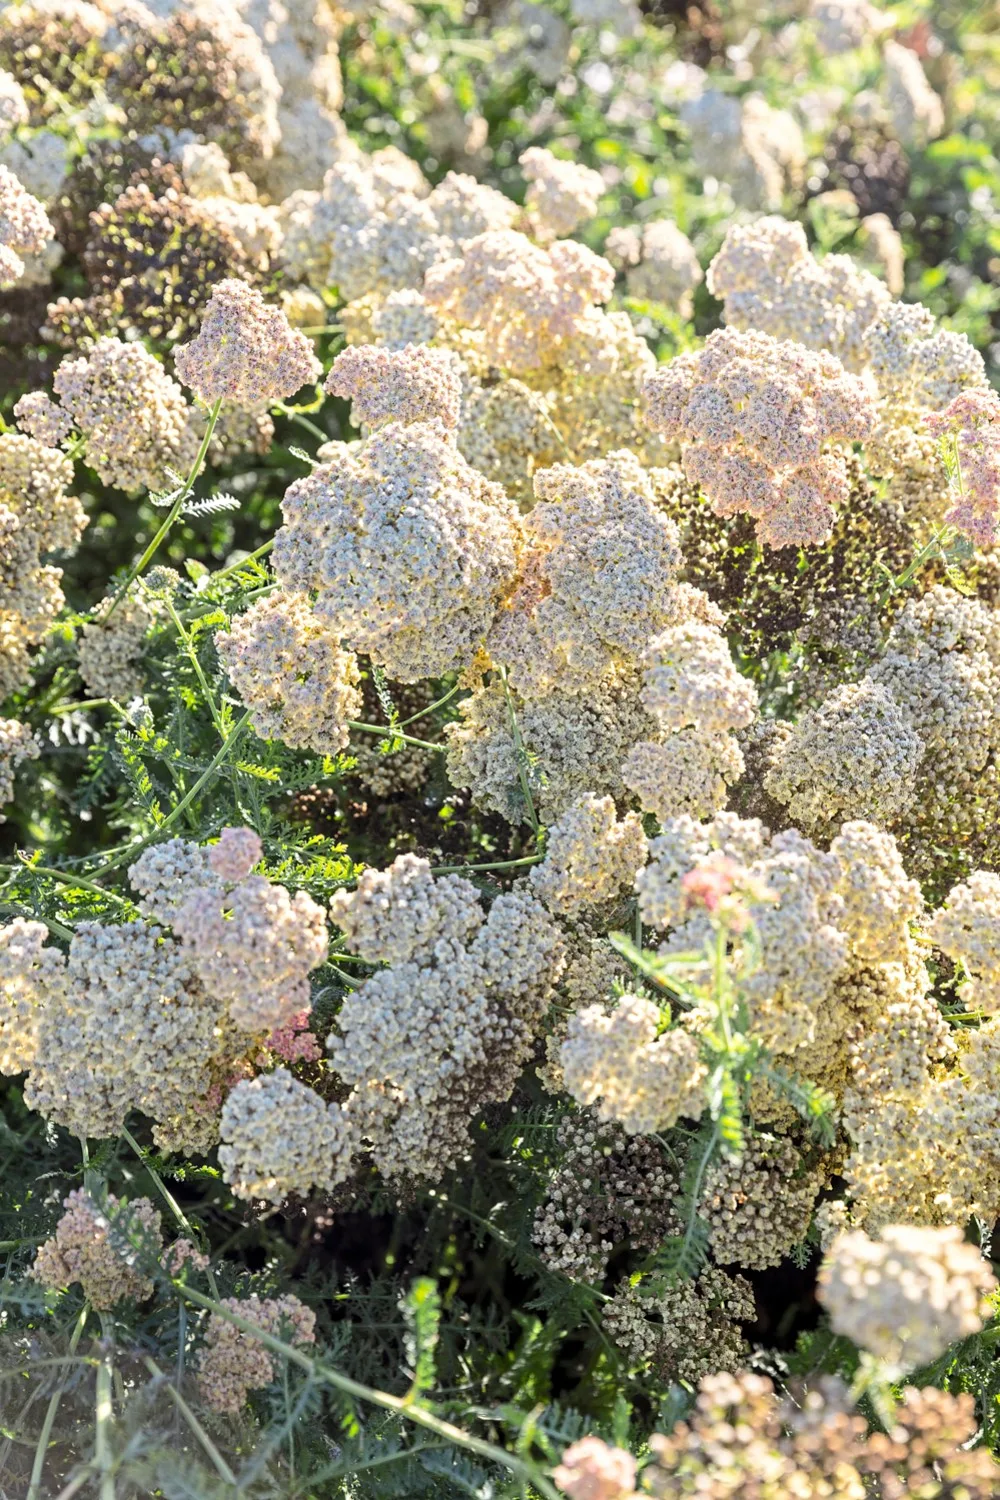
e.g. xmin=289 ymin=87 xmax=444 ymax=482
xmin=273 ymin=350 xmax=520 ymax=683
xmin=222 ymin=856 xmax=565 ymax=1197
xmin=818 ymin=1224 xmax=995 ymax=1372
xmin=529 ymin=794 xmax=647 ymax=917
xmin=215 ymin=590 xmax=362 ymax=754
xmin=560 ymin=994 xmax=706 ymax=1135
xmin=280 ymin=148 xmax=516 ymax=303
xmin=706 ymin=216 xmax=890 ymax=373
xmin=447 ymin=450 xmax=752 ymax=824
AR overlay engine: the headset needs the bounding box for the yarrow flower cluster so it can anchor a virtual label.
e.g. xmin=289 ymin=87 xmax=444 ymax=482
xmin=174 ymin=278 xmax=322 ymax=409
xmin=519 ymin=146 xmax=604 ymax=240
xmin=643 ymin=326 xmax=877 ymax=547
xmin=197 ymin=1294 xmax=316 ymax=1414
xmin=0 ymin=163 xmax=52 ymax=281
xmin=818 ymin=1224 xmax=996 ymax=1372
xmin=215 ymin=590 xmax=362 ymax=753
xmin=272 ymin=352 xmax=520 ymax=682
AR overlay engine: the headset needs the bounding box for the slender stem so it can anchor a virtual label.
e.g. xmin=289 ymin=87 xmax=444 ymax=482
xmin=209 ymin=538 xmax=274 ymax=585
xmin=1 ymin=859 xmax=127 ymax=905
xmin=498 ymin=667 xmax=539 ymax=834
xmin=141 ymin=1358 xmax=237 ymax=1485
xmin=347 ymin=721 xmax=442 ymax=754
xmin=119 ymin=1125 xmax=220 ymax=1299
xmin=173 ymin=1285 xmax=562 ymax=1500
xmin=52 ymin=1469 xmax=96 ymax=1500
xmin=275 ymin=406 xmax=327 ymax=443
xmin=429 ymin=855 xmax=543 ymax=875
xmin=26 ymin=1305 xmax=89 ymax=1500
xmin=396 ymin=682 xmax=462 ymax=727
xmin=0 ymin=904 xmax=74 ymax=940
xmin=48 ymin=699 xmax=113 ymax=716
xmin=163 ymin=595 xmax=225 ymax=736
xmin=64 ymin=435 xmax=87 ymax=462
xmin=94 ymin=1352 xmax=115 ymax=1500
xmin=105 ymin=398 xmax=223 ymax=620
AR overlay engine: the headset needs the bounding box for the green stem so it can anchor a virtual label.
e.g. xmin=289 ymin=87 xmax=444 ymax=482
xmin=163 ymin=595 xmax=225 ymax=737
xmin=347 ymin=721 xmax=442 ymax=754
xmin=396 ymin=682 xmax=462 ymax=727
xmin=94 ymin=1351 xmax=115 ymax=1500
xmin=141 ymin=1357 xmax=237 ymax=1486
xmin=120 ymin=1126 xmax=220 ymax=1299
xmin=0 ymin=860 xmax=126 ymax=904
xmin=878 ymin=525 xmax=954 ymax=607
xmin=105 ymin=397 xmax=223 ymax=620
xmin=210 ymin=538 xmax=274 ymax=585
xmin=498 ymin=667 xmax=539 ymax=835
xmin=26 ymin=1304 xmax=89 ymax=1500
xmin=173 ymin=1285 xmax=562 ymax=1500
xmin=429 ymin=855 xmax=543 ymax=875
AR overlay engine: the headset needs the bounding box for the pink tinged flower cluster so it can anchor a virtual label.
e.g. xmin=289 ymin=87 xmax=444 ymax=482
xmin=925 ymin=388 xmax=1000 ymax=548
xmin=173 ymin=278 xmax=322 ymax=409
xmin=0 ymin=164 xmax=52 ymax=282
xmin=422 ymin=228 xmax=616 ymax=375
xmin=325 ymin=342 xmax=464 ymax=431
xmin=643 ymin=327 xmax=876 ymax=548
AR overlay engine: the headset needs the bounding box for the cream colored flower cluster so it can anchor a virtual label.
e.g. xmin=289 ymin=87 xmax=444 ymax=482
xmin=0 ymin=162 xmax=51 ymax=282
xmin=174 ymin=278 xmax=322 ymax=409
xmin=14 ymin=919 xmax=244 ymax=1153
xmin=0 ymin=917 xmax=67 ymax=1076
xmin=560 ymin=993 xmax=706 ymax=1135
xmin=273 ymin=357 xmax=520 ymax=683
xmin=706 ymin=215 xmax=890 ymax=372
xmin=529 ymin=794 xmax=647 ymax=917
xmin=423 ymin=229 xmax=616 ymax=376
xmin=220 ymin=856 xmax=565 ymax=1194
xmin=324 ymin=342 xmax=464 ymax=431
xmin=818 ymin=1224 xmax=996 ymax=1372
xmin=761 ymin=678 xmax=923 ymax=837
xmin=644 ymin=326 xmax=876 ymax=548
xmin=552 ymin=1437 xmax=637 ymax=1500
xmin=0 ymin=433 xmax=86 ymax=698
xmin=215 ymin=590 xmax=362 ymax=754
xmin=636 ymin=812 xmax=922 ymax=1116
xmin=280 ymin=148 xmax=516 ymax=302
xmin=864 ymin=299 xmax=988 ymax=421
xmin=330 ymin=870 xmax=565 ymax=1179
xmin=131 ymin=825 xmax=328 ymax=1035
xmin=447 ymin=452 xmax=752 ymax=824
xmin=219 ymin=1066 xmax=357 ymax=1204
xmin=18 ymin=337 xmax=196 ymax=493
xmin=78 ymin=593 xmax=154 ymax=701
xmin=0 ymin=831 xmax=328 ymax=1153
xmin=519 ymin=147 xmax=603 ymax=240
xmin=930 ymin=871 xmax=1000 ymax=1015
xmin=197 ymin=1293 xmax=315 ymax=1415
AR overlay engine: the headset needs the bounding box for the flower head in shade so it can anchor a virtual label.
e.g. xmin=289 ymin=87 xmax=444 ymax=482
xmin=173 ymin=278 xmax=322 ymax=409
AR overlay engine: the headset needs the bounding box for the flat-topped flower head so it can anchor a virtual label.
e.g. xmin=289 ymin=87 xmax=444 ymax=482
xmin=174 ymin=278 xmax=322 ymax=409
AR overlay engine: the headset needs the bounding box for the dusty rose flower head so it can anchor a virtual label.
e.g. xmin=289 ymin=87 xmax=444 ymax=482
xmin=325 ymin=343 xmax=463 ymax=430
xmin=644 ymin=327 xmax=876 ymax=548
xmin=174 ymin=278 xmax=322 ymax=409
xmin=0 ymin=163 xmax=51 ymax=282
xmin=925 ymin=388 xmax=1000 ymax=547
xmin=197 ymin=1294 xmax=316 ymax=1414
xmin=208 ymin=826 xmax=262 ymax=883
xmin=552 ymin=1435 xmax=637 ymax=1500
